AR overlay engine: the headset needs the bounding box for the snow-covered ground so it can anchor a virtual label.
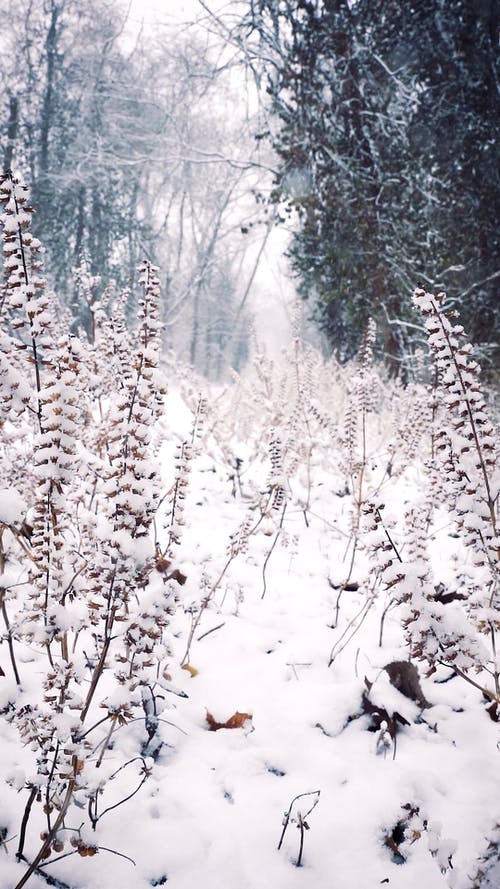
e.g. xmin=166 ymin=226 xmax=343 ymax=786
xmin=1 ymin=371 xmax=499 ymax=889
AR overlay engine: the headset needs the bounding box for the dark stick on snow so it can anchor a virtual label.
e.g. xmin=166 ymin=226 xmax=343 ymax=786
xmin=197 ymin=622 xmax=225 ymax=642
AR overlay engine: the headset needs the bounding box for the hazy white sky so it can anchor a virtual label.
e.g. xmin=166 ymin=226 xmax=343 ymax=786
xmin=126 ymin=0 xmax=217 ymax=28
xmin=123 ymin=0 xmax=298 ymax=357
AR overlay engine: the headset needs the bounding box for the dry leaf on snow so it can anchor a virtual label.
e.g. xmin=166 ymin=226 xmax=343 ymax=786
xmin=206 ymin=709 xmax=253 ymax=731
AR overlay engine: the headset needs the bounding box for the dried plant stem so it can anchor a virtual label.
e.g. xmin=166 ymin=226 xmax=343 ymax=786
xmin=379 ymin=597 xmax=397 ymax=647
xmin=80 ymin=634 xmax=112 ymax=723
xmin=296 ymin=812 xmax=306 ymax=867
xmin=261 ymin=501 xmax=287 ymax=599
xmin=181 ymin=557 xmax=233 ymax=665
xmin=329 ymin=587 xmax=378 ymax=668
xmin=442 ymin=663 xmax=497 ymax=704
xmin=433 ymin=299 xmax=496 ymax=525
xmin=16 ymin=855 xmax=74 ymax=889
xmin=16 ymin=786 xmax=37 ymax=861
xmin=333 ymin=540 xmax=358 ymax=628
xmin=0 ymin=590 xmax=21 ymax=685
xmin=277 ymin=789 xmax=320 ymax=867
xmin=375 ymin=508 xmax=403 ymax=562
xmin=96 ymin=713 xmax=119 ymax=768
xmin=14 ymin=777 xmax=76 ymax=889
xmin=196 ymin=622 xmax=225 ymax=642
xmin=336 ymin=390 xmax=369 ymax=625
xmin=490 ymin=624 xmax=500 ymax=699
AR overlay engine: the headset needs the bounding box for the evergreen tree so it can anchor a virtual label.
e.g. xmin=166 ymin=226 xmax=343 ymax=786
xmin=243 ymin=0 xmax=500 ymax=369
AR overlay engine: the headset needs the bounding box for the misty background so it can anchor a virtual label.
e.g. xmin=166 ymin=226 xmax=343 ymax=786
xmin=1 ymin=0 xmax=498 ymax=378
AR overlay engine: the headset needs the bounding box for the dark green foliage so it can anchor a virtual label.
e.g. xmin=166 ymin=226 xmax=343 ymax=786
xmin=247 ymin=0 xmax=500 ymax=369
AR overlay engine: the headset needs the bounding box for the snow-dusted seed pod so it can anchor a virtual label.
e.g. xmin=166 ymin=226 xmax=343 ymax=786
xmin=163 ymin=394 xmax=206 ymax=556
xmin=0 ymin=172 xmax=53 ymax=345
xmin=0 ymin=330 xmax=31 ymax=422
xmin=27 ymin=336 xmax=83 ymax=639
xmin=268 ymin=427 xmax=286 ymax=512
xmin=228 ymin=513 xmax=253 ymax=558
xmin=339 ymin=319 xmax=380 ymax=481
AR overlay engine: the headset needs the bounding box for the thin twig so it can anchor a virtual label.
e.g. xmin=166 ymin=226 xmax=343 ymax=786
xmin=0 ymin=592 xmax=21 ymax=685
xmin=97 ymin=846 xmax=136 ymax=865
xmin=94 ymin=773 xmax=149 ymax=824
xmin=16 ymin=855 xmax=74 ymax=889
xmin=16 ymin=786 xmax=37 ymax=860
xmin=196 ymin=621 xmax=225 ymax=641
xmin=278 ymin=790 xmax=321 ymax=858
xmin=261 ymin=501 xmax=287 ymax=599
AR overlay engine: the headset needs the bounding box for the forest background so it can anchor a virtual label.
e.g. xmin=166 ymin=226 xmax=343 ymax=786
xmin=1 ymin=0 xmax=498 ymax=378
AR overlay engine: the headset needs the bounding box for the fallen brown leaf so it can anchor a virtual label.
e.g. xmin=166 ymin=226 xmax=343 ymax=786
xmin=206 ymin=709 xmax=253 ymax=731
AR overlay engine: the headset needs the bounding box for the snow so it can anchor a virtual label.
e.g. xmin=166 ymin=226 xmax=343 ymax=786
xmin=0 ymin=487 xmax=27 ymax=525
xmin=1 ymin=378 xmax=498 ymax=889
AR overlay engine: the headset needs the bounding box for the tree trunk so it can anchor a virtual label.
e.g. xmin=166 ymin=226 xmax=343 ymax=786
xmin=3 ymin=96 xmax=19 ymax=171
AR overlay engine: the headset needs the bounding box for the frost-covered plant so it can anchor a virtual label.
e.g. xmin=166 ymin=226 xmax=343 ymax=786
xmin=0 ymin=174 xmax=182 ymax=887
xmin=161 ymin=393 xmax=207 ymax=558
xmin=386 ymin=803 xmax=457 ymax=876
xmin=407 ymin=288 xmax=499 ymax=701
xmin=363 ymin=287 xmax=499 ymax=707
xmin=204 ymin=308 xmax=343 ymax=506
xmin=413 ymin=289 xmax=498 ymax=565
xmin=386 ymin=348 xmax=434 ymax=479
xmin=330 ymin=319 xmax=385 ymax=623
xmin=277 ymin=789 xmax=321 ymax=868
xmin=342 ymin=318 xmax=379 ymax=481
